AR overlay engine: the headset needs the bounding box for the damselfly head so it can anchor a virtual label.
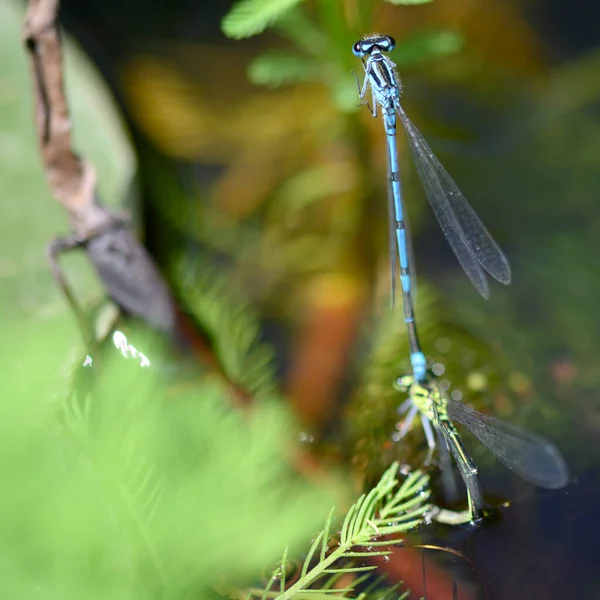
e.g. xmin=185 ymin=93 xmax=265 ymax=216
xmin=394 ymin=375 xmax=414 ymax=391
xmin=352 ymin=34 xmax=396 ymax=58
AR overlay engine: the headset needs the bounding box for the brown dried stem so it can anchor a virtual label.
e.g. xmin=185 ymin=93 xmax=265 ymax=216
xmin=23 ymin=0 xmax=97 ymax=218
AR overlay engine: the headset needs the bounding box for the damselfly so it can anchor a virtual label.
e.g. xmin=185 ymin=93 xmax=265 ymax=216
xmin=353 ymin=34 xmax=511 ymax=380
xmin=395 ymin=373 xmax=569 ymax=521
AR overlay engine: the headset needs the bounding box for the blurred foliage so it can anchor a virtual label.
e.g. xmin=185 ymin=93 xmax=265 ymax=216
xmin=222 ymin=0 xmax=436 ymax=41
xmin=0 ymin=4 xmax=340 ymax=598
xmin=173 ymin=257 xmax=279 ymax=400
xmin=6 ymin=0 xmax=600 ymax=594
xmin=0 ymin=321 xmax=338 ymax=599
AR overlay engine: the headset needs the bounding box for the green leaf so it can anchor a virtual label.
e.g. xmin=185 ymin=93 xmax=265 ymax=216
xmin=319 ymin=510 xmax=333 ymax=561
xmin=302 ymin=530 xmax=325 ymax=578
xmin=394 ymin=30 xmax=464 ymax=68
xmin=322 ymin=566 xmax=378 ymax=574
xmin=222 ymin=0 xmax=304 ymax=39
xmin=279 ymin=547 xmax=290 ymax=593
xmin=340 ymin=495 xmax=361 ymax=545
xmin=249 ymin=52 xmax=319 ymax=88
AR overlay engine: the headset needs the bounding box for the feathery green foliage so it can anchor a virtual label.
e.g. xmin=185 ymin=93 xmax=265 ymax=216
xmin=222 ymin=0 xmax=461 ymax=114
xmin=0 ymin=322 xmax=336 ymax=599
xmin=174 ymin=259 xmax=278 ymax=400
xmin=222 ymin=0 xmax=304 ymax=39
xmin=241 ymin=463 xmax=431 ymax=600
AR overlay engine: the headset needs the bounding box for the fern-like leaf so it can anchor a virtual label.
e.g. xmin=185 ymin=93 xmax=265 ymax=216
xmin=174 ymin=259 xmax=278 ymax=401
xmin=243 ymin=463 xmax=432 ymax=600
xmin=222 ymin=0 xmax=304 ymax=39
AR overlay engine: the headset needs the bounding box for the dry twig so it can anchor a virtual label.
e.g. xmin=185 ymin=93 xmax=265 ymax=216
xmin=23 ymin=0 xmax=176 ymax=345
xmin=22 ymin=0 xmax=259 ymax=409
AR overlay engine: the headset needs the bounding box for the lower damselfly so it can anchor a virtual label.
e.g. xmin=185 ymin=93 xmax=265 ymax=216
xmin=395 ymin=373 xmax=570 ymax=521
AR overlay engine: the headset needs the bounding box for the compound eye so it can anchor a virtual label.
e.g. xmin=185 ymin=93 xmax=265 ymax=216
xmin=386 ymin=36 xmax=396 ymax=51
xmin=352 ymin=41 xmax=365 ymax=57
xmin=394 ymin=375 xmax=411 ymax=391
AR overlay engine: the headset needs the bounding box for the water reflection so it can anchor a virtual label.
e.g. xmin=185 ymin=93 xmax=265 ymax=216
xmin=418 ymin=463 xmax=599 ymax=599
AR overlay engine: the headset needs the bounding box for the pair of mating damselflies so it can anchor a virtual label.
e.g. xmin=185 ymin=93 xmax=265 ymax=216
xmin=353 ymin=34 xmax=569 ymax=521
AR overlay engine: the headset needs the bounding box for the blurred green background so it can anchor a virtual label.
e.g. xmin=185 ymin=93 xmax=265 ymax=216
xmin=3 ymin=0 xmax=600 ymax=598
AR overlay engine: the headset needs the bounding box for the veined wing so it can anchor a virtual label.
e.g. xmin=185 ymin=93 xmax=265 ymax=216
xmin=447 ymin=399 xmax=570 ymax=489
xmin=396 ymin=105 xmax=511 ymax=299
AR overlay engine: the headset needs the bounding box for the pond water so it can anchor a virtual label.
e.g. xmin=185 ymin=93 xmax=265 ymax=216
xmin=414 ymin=461 xmax=600 ymax=599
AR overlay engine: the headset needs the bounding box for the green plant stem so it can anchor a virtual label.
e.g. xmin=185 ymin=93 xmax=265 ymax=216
xmin=277 ymin=542 xmax=365 ymax=600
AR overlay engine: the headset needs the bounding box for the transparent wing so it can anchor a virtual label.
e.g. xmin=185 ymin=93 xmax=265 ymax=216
xmin=447 ymin=399 xmax=570 ymax=489
xmin=402 ymin=191 xmax=418 ymax=297
xmin=396 ymin=105 xmax=511 ymax=299
xmin=434 ymin=418 xmax=461 ymax=502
